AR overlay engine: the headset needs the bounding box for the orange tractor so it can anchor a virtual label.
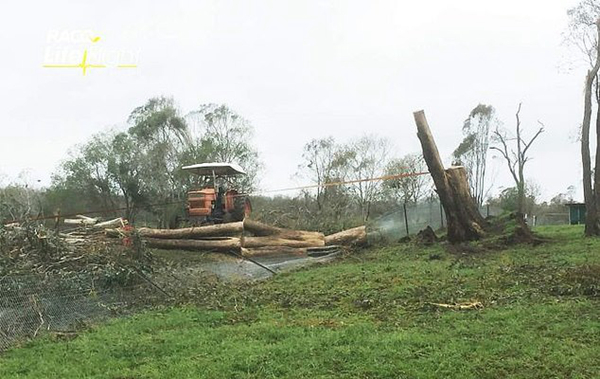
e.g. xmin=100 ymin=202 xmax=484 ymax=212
xmin=182 ymin=163 xmax=252 ymax=224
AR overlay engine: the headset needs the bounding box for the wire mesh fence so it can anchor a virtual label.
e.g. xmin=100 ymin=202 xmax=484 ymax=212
xmin=0 ymin=274 xmax=164 ymax=352
xmin=369 ymin=199 xmax=570 ymax=240
xmin=0 ymin=253 xmax=341 ymax=352
xmin=529 ymin=213 xmax=570 ymax=226
xmin=369 ymin=199 xmax=504 ymax=241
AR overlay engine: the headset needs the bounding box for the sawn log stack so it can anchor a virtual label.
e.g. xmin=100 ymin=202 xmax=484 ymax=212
xmin=127 ymin=219 xmax=367 ymax=257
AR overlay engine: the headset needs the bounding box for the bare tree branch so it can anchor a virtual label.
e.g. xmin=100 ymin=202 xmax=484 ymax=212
xmin=491 ymin=103 xmax=544 ymax=214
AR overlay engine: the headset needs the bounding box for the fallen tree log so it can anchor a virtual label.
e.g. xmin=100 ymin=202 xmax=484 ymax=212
xmin=138 ymin=222 xmax=243 ymax=239
xmin=243 ymin=219 xmax=324 ymax=241
xmin=64 ymin=217 xmax=98 ymax=226
xmin=241 ymin=246 xmax=307 ymax=257
xmin=144 ymin=237 xmax=241 ymax=252
xmin=94 ymin=218 xmax=127 ymax=229
xmin=104 ymin=228 xmax=127 ymax=238
xmin=242 ymin=235 xmax=324 ymax=248
xmin=325 ymin=226 xmax=367 ymax=246
xmin=307 ymin=245 xmax=342 ymax=257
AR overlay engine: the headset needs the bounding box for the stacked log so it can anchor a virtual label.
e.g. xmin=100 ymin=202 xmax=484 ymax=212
xmin=58 ymin=216 xmax=366 ymax=259
xmin=243 ymin=219 xmax=323 ymax=241
xmin=64 ymin=215 xmax=128 ymax=228
xmin=138 ymin=222 xmax=243 ymax=239
xmin=240 ymin=246 xmax=307 ymax=257
xmin=144 ymin=237 xmax=241 ymax=252
xmin=117 ymin=218 xmax=365 ymax=256
xmin=240 ymin=219 xmax=325 ymax=256
xmin=240 ymin=245 xmax=341 ymax=258
xmin=242 ymin=236 xmax=324 ymax=248
xmin=324 ymin=226 xmax=367 ymax=247
xmin=63 ymin=215 xmax=98 ymax=226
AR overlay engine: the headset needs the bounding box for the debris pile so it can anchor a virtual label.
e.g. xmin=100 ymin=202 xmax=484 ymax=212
xmin=415 ymin=226 xmax=438 ymax=245
xmin=1 ymin=217 xmax=366 ymax=280
xmin=60 ymin=216 xmax=129 ymax=246
xmin=0 ymin=218 xmax=149 ymax=287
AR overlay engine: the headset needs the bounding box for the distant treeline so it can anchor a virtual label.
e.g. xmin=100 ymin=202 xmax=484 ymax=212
xmin=0 ymin=97 xmax=571 ymax=232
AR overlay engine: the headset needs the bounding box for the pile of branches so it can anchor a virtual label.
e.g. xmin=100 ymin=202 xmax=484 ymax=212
xmin=0 ymin=221 xmax=153 ymax=289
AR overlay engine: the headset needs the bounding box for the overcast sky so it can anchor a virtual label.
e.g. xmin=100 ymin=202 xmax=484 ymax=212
xmin=0 ymin=0 xmax=588 ymax=201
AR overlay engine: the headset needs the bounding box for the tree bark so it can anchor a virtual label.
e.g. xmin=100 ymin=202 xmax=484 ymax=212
xmin=64 ymin=215 xmax=98 ymax=226
xmin=582 ymin=20 xmax=600 ymax=236
xmin=593 ymin=74 xmax=600 ymax=235
xmin=242 ymin=236 xmax=324 ymax=248
xmin=414 ymin=110 xmax=486 ymax=243
xmin=94 ymin=218 xmax=127 ymax=229
xmin=446 ymin=167 xmax=487 ymax=226
xmin=144 ymin=237 xmax=241 ymax=252
xmin=243 ymin=219 xmax=324 ymax=241
xmin=241 ymin=246 xmax=308 ymax=257
xmin=137 ymin=222 xmax=243 ymax=239
xmin=324 ymin=226 xmax=367 ymax=246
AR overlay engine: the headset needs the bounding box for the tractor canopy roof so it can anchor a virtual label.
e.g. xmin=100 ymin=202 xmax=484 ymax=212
xmin=182 ymin=162 xmax=247 ymax=176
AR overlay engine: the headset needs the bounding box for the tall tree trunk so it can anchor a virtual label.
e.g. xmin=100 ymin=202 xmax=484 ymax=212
xmin=582 ymin=21 xmax=600 ymax=236
xmin=517 ymin=166 xmax=526 ymax=216
xmin=594 ymin=84 xmax=600 ymax=233
xmin=414 ymin=110 xmax=487 ymax=243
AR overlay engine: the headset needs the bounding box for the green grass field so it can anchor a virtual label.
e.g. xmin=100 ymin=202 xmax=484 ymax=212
xmin=1 ymin=225 xmax=599 ymax=378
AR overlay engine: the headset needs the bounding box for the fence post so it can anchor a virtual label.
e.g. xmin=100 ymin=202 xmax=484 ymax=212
xmin=54 ymin=210 xmax=61 ymax=231
xmin=403 ymin=202 xmax=409 ymax=236
xmin=439 ymin=202 xmax=444 ymax=228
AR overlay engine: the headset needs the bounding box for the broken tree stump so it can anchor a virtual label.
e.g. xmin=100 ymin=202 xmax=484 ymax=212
xmin=413 ymin=110 xmax=487 ymax=243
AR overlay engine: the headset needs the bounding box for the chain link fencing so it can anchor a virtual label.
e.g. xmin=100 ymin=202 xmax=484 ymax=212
xmin=0 ymin=273 xmax=166 ymax=352
xmin=0 ymin=252 xmax=343 ymax=352
xmin=369 ymin=199 xmax=571 ymax=241
xmin=369 ymin=199 xmax=503 ymax=241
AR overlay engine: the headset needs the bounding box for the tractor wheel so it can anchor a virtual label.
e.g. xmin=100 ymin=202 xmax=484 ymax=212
xmin=231 ymin=196 xmax=252 ymax=222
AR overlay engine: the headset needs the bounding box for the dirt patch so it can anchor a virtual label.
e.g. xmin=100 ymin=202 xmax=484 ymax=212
xmin=503 ymin=215 xmax=542 ymax=245
xmin=480 ymin=213 xmax=547 ymax=249
xmin=550 ymin=264 xmax=600 ymax=298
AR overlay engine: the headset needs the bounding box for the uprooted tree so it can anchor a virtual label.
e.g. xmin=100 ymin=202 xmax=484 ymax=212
xmin=413 ymin=110 xmax=487 ymax=243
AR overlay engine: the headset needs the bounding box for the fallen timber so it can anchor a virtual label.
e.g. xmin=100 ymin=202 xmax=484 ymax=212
xmin=143 ymin=237 xmax=241 ymax=252
xmin=243 ymin=219 xmax=324 ymax=241
xmin=99 ymin=218 xmax=366 ymax=257
xmin=137 ymin=222 xmax=243 ymax=239
xmin=324 ymin=226 xmax=367 ymax=246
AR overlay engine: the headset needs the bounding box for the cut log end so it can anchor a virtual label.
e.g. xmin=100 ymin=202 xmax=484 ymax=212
xmin=325 ymin=226 xmax=367 ymax=247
